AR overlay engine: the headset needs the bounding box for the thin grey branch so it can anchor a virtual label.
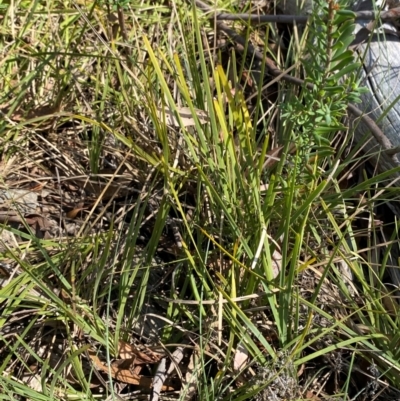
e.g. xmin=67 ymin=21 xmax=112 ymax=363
xmin=194 ymin=0 xmax=400 ymax=25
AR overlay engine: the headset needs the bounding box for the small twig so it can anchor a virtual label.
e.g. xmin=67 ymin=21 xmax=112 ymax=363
xmin=193 ymin=0 xmax=397 ymax=158
xmin=150 ymin=358 xmax=167 ymax=401
xmin=162 ymin=289 xmax=281 ymax=305
xmin=150 ymin=347 xmax=185 ymax=401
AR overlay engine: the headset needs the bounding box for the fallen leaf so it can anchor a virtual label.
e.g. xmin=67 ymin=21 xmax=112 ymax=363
xmin=118 ymin=340 xmax=164 ymax=364
xmin=240 ymin=70 xmax=253 ymax=87
xmin=111 ymin=357 xmax=138 ymax=371
xmin=262 ymin=142 xmax=297 ymax=170
xmin=233 ymin=343 xmax=248 ymax=372
xmin=0 ymin=212 xmax=54 ymax=235
xmin=88 ymin=350 xmax=174 ymax=391
xmin=156 ymin=105 xmax=209 ymax=127
xmin=66 ymin=203 xmax=86 ymax=219
xmin=305 ymin=390 xmax=321 ymax=400
xmin=271 ymin=249 xmax=282 ymax=279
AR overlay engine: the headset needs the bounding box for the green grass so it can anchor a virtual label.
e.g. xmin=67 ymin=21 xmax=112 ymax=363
xmin=0 ymin=0 xmax=400 ymax=400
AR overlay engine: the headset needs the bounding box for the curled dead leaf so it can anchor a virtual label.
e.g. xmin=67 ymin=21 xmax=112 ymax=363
xmin=88 ymin=349 xmax=174 ymax=391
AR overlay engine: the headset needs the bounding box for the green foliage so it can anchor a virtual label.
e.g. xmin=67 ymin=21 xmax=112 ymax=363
xmin=281 ymin=0 xmax=367 ymax=153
